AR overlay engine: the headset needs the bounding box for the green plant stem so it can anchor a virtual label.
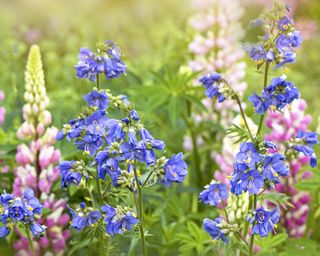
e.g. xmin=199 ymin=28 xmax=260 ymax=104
xmin=97 ymin=74 xmax=100 ymax=90
xmin=243 ymin=195 xmax=252 ymax=239
xmin=96 ymin=178 xmax=103 ymax=206
xmin=25 ymin=225 xmax=35 ymax=256
xmin=234 ymin=94 xmax=254 ymax=141
xmin=133 ymin=165 xmax=147 ymax=256
xmin=255 ymin=62 xmax=270 ymax=138
xmin=142 ymin=168 xmax=155 ymax=188
xmin=249 ymin=195 xmax=257 ymax=256
xmin=235 ymin=232 xmax=249 ymax=246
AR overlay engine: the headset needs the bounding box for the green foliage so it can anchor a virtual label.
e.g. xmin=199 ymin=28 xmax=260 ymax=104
xmin=259 ymin=193 xmax=294 ymax=210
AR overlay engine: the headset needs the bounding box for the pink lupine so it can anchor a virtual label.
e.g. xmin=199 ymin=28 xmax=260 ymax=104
xmin=13 ymin=45 xmax=69 ymax=255
xmin=184 ymin=0 xmax=248 ymax=154
xmin=265 ymin=99 xmax=313 ymax=237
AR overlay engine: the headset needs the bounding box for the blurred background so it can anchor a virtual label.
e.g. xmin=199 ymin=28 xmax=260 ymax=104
xmin=1 ymin=0 xmax=320 ymax=147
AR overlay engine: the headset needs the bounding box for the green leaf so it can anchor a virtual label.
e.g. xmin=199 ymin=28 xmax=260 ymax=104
xmin=168 ymin=96 xmax=179 ymax=126
xmin=259 ymin=193 xmax=293 ymax=210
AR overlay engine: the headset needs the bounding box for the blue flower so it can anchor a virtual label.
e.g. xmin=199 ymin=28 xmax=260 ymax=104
xmin=261 ymin=76 xmax=299 ymax=109
xmin=275 ymin=51 xmax=296 ymax=69
xmin=199 ymin=73 xmax=225 ymax=102
xmin=0 ymin=226 xmax=10 ymax=238
xmin=276 ymin=34 xmax=291 ymax=54
xmin=59 ymin=161 xmax=82 ymax=188
xmin=294 ymin=130 xmax=318 ymax=167
xmin=76 ymin=131 xmax=104 ymax=155
xmin=266 ymin=50 xmax=274 ymax=62
xmin=161 ymin=153 xmax=188 ymax=186
xmin=8 ymin=200 xmax=26 ymax=221
xmin=106 ymin=119 xmax=126 ymax=143
xmin=252 ymin=207 xmax=279 ymax=237
xmin=289 ymin=31 xmax=303 ymax=48
xmin=75 ymin=48 xmax=98 ymax=82
xmin=262 ymin=154 xmax=289 ymax=183
xmin=84 ymin=110 xmax=108 ymax=136
xmin=277 ymin=16 xmax=293 ymax=31
xmin=23 ymin=188 xmax=43 ymax=215
xmin=30 ymin=223 xmax=45 ymax=238
xmin=129 ymin=110 xmax=140 ymax=121
xmin=83 ymin=90 xmax=110 ymax=111
xmin=0 ymin=193 xmax=14 ymax=207
xmin=249 ymin=93 xmax=268 ymax=114
xmin=238 ymin=170 xmax=264 ymax=195
xmin=56 ymin=117 xmax=86 ymax=141
xmin=199 ymin=182 xmax=228 ymax=206
xmin=236 ymin=142 xmax=262 ymax=169
xmin=203 ymin=218 xmax=228 ymax=243
xmin=74 ymin=41 xmax=126 ymax=82
xmin=95 ymin=150 xmax=122 ymax=185
xmin=69 ymin=204 xmax=102 ymax=230
xmin=135 ymin=128 xmax=165 ymax=165
xmin=265 ymin=141 xmax=277 ymax=150
xmin=243 ymin=43 xmax=266 ymax=62
xmin=0 ymin=189 xmax=44 ymax=238
xmin=101 ymin=204 xmax=138 ymax=236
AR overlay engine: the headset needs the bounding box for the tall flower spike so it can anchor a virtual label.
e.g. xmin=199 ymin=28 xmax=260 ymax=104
xmin=13 ymin=45 xmax=70 ymax=255
xmin=265 ymin=99 xmax=314 ymax=237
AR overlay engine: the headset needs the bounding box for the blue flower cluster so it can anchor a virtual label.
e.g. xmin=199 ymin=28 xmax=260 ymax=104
xmin=203 ymin=218 xmax=229 ymax=243
xmin=244 ymin=9 xmax=302 ymax=69
xmin=293 ymin=130 xmax=318 ymax=167
xmin=68 ymin=203 xmax=138 ymax=236
xmin=101 ymin=204 xmax=138 ymax=236
xmin=57 ymin=88 xmax=187 ymax=190
xmin=199 ymin=72 xmax=225 ymax=102
xmin=0 ymin=189 xmax=45 ymax=238
xmin=250 ymin=207 xmax=279 ymax=237
xmin=58 ymin=41 xmax=188 ymax=239
xmin=75 ymin=41 xmax=126 ymax=82
xmin=250 ymin=76 xmax=299 ymax=114
xmin=230 ymin=142 xmax=289 ymax=195
xmin=69 ymin=202 xmax=102 ymax=230
xmin=199 ymin=181 xmax=229 ymax=206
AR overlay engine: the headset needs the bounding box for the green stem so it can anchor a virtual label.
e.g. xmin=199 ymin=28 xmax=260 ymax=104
xmin=243 ymin=196 xmax=252 ymax=239
xmin=234 ymin=94 xmax=254 ymax=141
xmin=25 ymin=225 xmax=35 ymax=256
xmin=142 ymin=168 xmax=155 ymax=188
xmin=255 ymin=62 xmax=270 ymax=138
xmin=96 ymin=178 xmax=103 ymax=206
xmin=249 ymin=195 xmax=257 ymax=256
xmin=235 ymin=232 xmax=249 ymax=246
xmin=97 ymin=74 xmax=100 ymax=90
xmin=133 ymin=165 xmax=147 ymax=256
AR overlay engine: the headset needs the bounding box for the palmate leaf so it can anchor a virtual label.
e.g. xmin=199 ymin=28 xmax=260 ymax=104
xmin=68 ymin=220 xmax=118 ymax=256
xmin=176 ymin=221 xmax=211 ymax=255
xmin=259 ymin=193 xmax=294 ymax=210
xmin=255 ymin=233 xmax=288 ymax=253
xmin=225 ymin=124 xmax=251 ymax=144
